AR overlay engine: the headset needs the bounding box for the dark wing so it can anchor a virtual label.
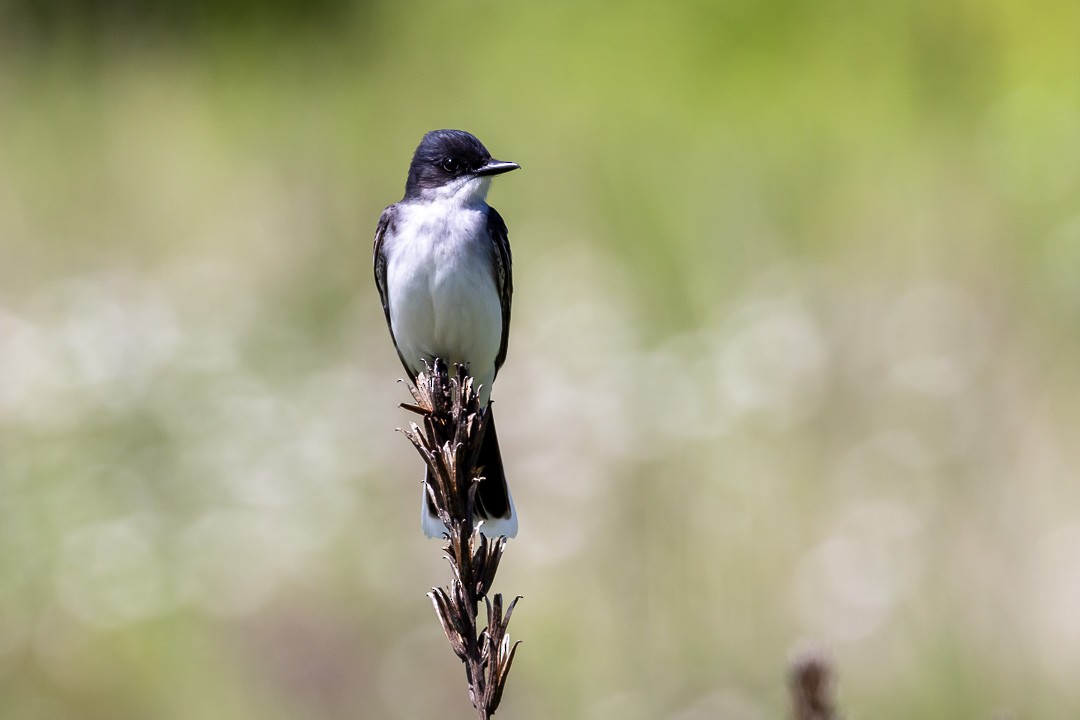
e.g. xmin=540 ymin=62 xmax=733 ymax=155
xmin=487 ymin=206 xmax=513 ymax=377
xmin=373 ymin=204 xmax=415 ymax=379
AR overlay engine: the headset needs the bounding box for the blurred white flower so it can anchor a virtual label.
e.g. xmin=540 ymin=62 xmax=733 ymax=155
xmin=795 ymin=502 xmax=922 ymax=643
xmin=54 ymin=515 xmax=170 ymax=628
xmin=1032 ymin=522 xmax=1080 ymax=681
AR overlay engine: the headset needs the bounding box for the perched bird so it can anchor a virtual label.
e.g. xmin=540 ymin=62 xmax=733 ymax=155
xmin=373 ymin=129 xmax=519 ymax=538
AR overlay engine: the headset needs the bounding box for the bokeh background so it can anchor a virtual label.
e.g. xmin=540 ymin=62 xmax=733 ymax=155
xmin=3 ymin=1 xmax=1080 ymax=718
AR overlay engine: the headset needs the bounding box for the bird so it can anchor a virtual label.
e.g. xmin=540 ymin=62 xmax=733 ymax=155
xmin=373 ymin=129 xmax=520 ymax=538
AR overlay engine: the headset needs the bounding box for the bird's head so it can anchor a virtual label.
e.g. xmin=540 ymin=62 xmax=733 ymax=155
xmin=404 ymin=129 xmax=519 ymax=204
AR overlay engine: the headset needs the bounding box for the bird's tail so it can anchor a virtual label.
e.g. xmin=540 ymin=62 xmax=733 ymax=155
xmin=421 ymin=410 xmax=517 ymax=538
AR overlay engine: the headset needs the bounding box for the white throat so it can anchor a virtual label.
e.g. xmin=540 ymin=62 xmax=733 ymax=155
xmin=418 ymin=175 xmax=492 ymax=207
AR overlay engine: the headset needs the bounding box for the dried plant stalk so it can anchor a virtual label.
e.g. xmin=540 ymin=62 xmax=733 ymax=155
xmin=401 ymin=360 xmax=521 ymax=720
xmin=789 ymin=645 xmax=838 ymax=720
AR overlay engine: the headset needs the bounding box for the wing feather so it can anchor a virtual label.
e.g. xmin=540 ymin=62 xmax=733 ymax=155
xmin=487 ymin=206 xmax=513 ymax=376
xmin=372 ymin=204 xmax=415 ymax=378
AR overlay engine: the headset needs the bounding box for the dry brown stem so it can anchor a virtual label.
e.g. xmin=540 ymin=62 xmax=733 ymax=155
xmin=401 ymin=360 xmax=520 ymax=720
xmin=789 ymin=645 xmax=837 ymax=720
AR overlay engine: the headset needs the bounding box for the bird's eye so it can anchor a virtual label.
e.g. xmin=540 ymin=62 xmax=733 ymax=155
xmin=441 ymin=158 xmax=461 ymax=173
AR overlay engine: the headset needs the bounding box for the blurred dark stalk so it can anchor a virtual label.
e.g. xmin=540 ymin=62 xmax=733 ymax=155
xmin=401 ymin=360 xmax=520 ymax=720
xmin=789 ymin=645 xmax=837 ymax=720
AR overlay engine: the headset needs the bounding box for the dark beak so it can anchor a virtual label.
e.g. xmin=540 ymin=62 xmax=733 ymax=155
xmin=474 ymin=159 xmax=520 ymax=177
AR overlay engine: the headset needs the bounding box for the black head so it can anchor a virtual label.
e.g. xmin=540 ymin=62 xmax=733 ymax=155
xmin=404 ymin=129 xmax=519 ymax=198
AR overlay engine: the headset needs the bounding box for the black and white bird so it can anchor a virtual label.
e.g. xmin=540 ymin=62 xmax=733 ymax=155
xmin=373 ymin=129 xmax=519 ymax=538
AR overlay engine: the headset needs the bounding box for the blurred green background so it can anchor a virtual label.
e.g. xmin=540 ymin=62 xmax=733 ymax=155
xmin=2 ymin=1 xmax=1080 ymax=718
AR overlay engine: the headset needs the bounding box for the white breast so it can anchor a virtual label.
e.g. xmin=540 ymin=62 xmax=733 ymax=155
xmin=384 ymin=197 xmax=502 ymax=397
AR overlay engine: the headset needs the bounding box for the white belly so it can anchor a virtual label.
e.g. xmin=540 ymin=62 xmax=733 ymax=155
xmin=385 ymin=202 xmax=502 ymax=397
